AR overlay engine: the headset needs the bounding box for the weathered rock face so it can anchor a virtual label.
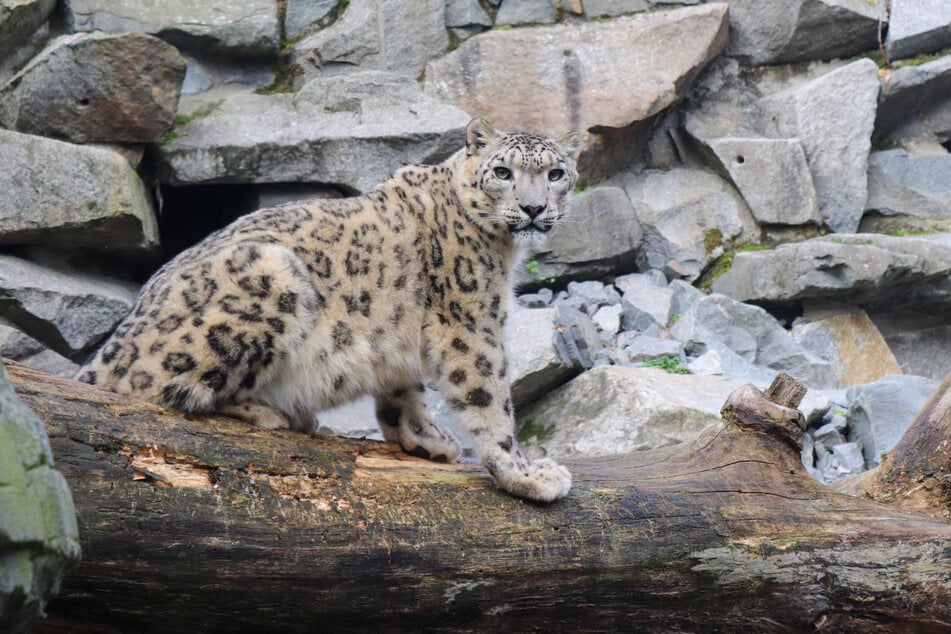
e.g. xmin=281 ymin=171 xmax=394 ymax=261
xmin=0 ymin=130 xmax=159 ymax=253
xmin=424 ymin=3 xmax=728 ymax=181
xmin=724 ymin=0 xmax=883 ymax=65
xmin=63 ymin=0 xmax=280 ymax=57
xmin=0 ymin=32 xmax=186 ymax=143
xmin=758 ymin=59 xmax=880 ymax=234
xmin=711 ymin=234 xmax=951 ymax=311
xmin=0 ymin=255 xmax=138 ymax=362
xmin=875 ymin=55 xmax=951 ymax=145
xmin=158 ymin=72 xmax=469 ymax=192
xmin=0 ymin=0 xmax=54 ymax=60
xmin=885 ymin=0 xmax=951 ymax=61
xmin=291 ymin=0 xmax=447 ymax=84
xmin=0 ymin=363 xmax=80 ymax=632
xmin=613 ymin=167 xmax=758 ymax=281
xmin=508 ymin=307 xmax=578 ymax=408
xmin=861 ymin=149 xmax=951 ymax=233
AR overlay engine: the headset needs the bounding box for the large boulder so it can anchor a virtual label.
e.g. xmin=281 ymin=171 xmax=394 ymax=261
xmin=0 ymin=0 xmax=54 ymax=60
xmin=711 ymin=234 xmax=951 ymax=311
xmin=158 ymin=72 xmax=470 ymax=192
xmin=0 ymin=255 xmax=138 ymax=362
xmin=885 ymin=0 xmax=951 ymax=61
xmin=285 ymin=0 xmax=338 ymax=40
xmin=861 ymin=149 xmax=951 ymax=234
xmin=291 ymin=0 xmax=447 ymax=84
xmin=0 ymin=322 xmax=80 ymax=378
xmin=0 ymin=32 xmax=186 ymax=143
xmin=724 ymin=0 xmax=883 ymax=65
xmin=0 ymin=362 xmax=80 ymax=633
xmin=516 ymin=187 xmax=642 ymax=288
xmin=847 ymin=374 xmax=940 ymax=468
xmin=423 ymin=3 xmax=728 ymax=181
xmin=508 ymin=307 xmax=578 ymax=408
xmin=791 ymin=304 xmax=902 ymax=388
xmin=0 ymin=130 xmax=159 ymax=253
xmin=875 ymin=55 xmax=951 ymax=146
xmin=63 ymin=0 xmax=280 ymax=57
xmin=613 ymin=167 xmax=758 ymax=281
xmin=758 ymin=59 xmax=880 ymax=233
xmin=670 ymin=293 xmax=836 ymax=388
xmin=871 ymin=311 xmax=951 ymax=382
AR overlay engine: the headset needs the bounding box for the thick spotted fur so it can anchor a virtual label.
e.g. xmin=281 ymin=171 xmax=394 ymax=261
xmin=78 ymin=119 xmax=580 ymax=502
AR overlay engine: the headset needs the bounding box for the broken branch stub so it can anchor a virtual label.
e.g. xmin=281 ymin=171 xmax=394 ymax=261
xmin=720 ymin=374 xmax=807 ymax=453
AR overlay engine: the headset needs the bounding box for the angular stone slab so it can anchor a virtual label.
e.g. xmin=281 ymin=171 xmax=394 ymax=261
xmin=0 ymin=255 xmax=138 ymax=361
xmin=292 ymin=0 xmax=447 ymax=84
xmin=158 ymin=72 xmax=470 ymax=192
xmin=614 ymin=167 xmax=757 ymax=281
xmin=0 ymin=32 xmax=186 ymax=143
xmin=0 ymin=129 xmax=159 ymax=252
xmin=886 ymin=0 xmax=951 ymax=61
xmin=711 ymin=234 xmax=951 ymax=311
xmin=725 ymin=0 xmax=883 ymax=65
xmin=861 ymin=149 xmax=951 ymax=233
xmin=63 ymin=0 xmax=280 ymax=57
xmin=0 ymin=362 xmax=80 ymax=632
xmin=424 ymin=4 xmax=728 ymax=180
xmin=508 ymin=307 xmax=578 ymax=408
xmin=704 ymin=137 xmax=821 ymax=226
xmin=875 ymin=54 xmax=951 ymax=143
xmin=758 ymin=59 xmax=880 ymax=234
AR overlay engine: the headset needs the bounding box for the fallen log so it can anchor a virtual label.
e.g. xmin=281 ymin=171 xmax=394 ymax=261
xmin=9 ymin=362 xmax=950 ymax=633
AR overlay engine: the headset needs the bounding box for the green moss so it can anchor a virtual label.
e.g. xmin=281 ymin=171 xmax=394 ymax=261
xmin=517 ymin=417 xmax=555 ymax=445
xmin=704 ymin=227 xmax=724 ymax=255
xmin=644 ymin=356 xmax=690 ymax=374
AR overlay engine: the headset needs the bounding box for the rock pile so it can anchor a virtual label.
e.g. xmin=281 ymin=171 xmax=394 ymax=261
xmin=2 ymin=1 xmax=950 ymax=498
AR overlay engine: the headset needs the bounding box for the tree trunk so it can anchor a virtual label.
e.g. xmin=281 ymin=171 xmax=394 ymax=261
xmin=9 ymin=362 xmax=951 ymax=633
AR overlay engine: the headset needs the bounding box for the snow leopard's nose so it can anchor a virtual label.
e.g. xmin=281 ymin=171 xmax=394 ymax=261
xmin=520 ymin=204 xmax=547 ymax=219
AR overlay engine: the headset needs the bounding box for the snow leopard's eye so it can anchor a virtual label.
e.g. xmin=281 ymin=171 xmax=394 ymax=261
xmin=548 ymin=169 xmax=565 ymax=182
xmin=493 ymin=166 xmax=512 ymax=180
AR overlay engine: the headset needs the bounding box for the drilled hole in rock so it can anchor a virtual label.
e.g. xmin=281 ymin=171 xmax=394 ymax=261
xmin=77 ymin=97 xmax=90 ymax=106
xmin=735 ymin=155 xmax=745 ymax=165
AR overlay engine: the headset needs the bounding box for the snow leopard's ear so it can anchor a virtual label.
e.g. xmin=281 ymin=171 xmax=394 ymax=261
xmin=557 ymin=131 xmax=583 ymax=161
xmin=466 ymin=119 xmax=500 ymax=156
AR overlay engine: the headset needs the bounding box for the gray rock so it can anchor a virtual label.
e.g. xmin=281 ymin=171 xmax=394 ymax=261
xmin=875 ymin=54 xmax=951 ymax=144
xmin=566 ymin=281 xmax=621 ymax=310
xmin=615 ymin=335 xmax=685 ymax=365
xmin=832 ymin=442 xmax=866 ymax=474
xmin=813 ymin=420 xmax=846 ymax=447
xmin=711 ymin=234 xmax=951 ymax=311
xmin=621 ymin=285 xmax=674 ymax=330
xmin=424 ymin=4 xmax=728 ymax=182
xmin=0 ymin=323 xmax=80 ymax=377
xmin=703 ymin=137 xmax=821 ymax=226
xmin=516 ymin=187 xmax=643 ymax=287
xmin=0 ymin=0 xmax=54 ymax=60
xmin=671 ymin=293 xmax=836 ymax=388
xmin=583 ymin=0 xmax=649 ymax=18
xmin=847 ymin=374 xmax=940 ymax=468
xmin=801 ymin=431 xmax=816 ymax=473
xmin=0 ymin=32 xmax=186 ymax=143
xmin=758 ymin=59 xmax=881 ymax=233
xmin=0 ymin=129 xmax=159 ymax=253
xmin=179 ymin=54 xmax=275 ymax=96
xmin=0 ymin=363 xmax=80 ymax=632
xmin=886 ymin=0 xmax=951 ymax=61
xmin=158 ymin=72 xmax=469 ymax=192
xmin=870 ymin=310 xmax=951 ymax=382
xmin=616 ymin=167 xmax=758 ymax=281
xmin=292 ymin=0 xmax=447 ymax=83
xmin=63 ymin=0 xmax=280 ymax=56
xmin=791 ymin=304 xmax=902 ymax=388
xmin=724 ymin=0 xmax=882 ymax=65
xmin=518 ymin=366 xmax=744 ymax=458
xmin=861 ymin=149 xmax=951 ymax=234
xmin=592 ymin=304 xmax=623 ymax=338
xmin=285 ymin=0 xmax=338 ymax=40
xmin=0 ymin=255 xmax=138 ymax=362
xmin=496 ymin=0 xmax=556 ymax=25
xmin=508 ymin=307 xmax=578 ymax=408
xmin=669 ymin=279 xmax=704 ymax=319
xmin=552 ymin=304 xmax=601 ymax=370
xmin=445 ymin=0 xmax=492 ymax=27
xmin=613 ymin=270 xmax=667 ymax=294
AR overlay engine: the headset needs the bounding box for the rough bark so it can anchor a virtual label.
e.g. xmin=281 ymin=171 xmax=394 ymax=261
xmin=8 ymin=362 xmax=951 ymax=633
xmin=835 ymin=372 xmax=951 ymax=519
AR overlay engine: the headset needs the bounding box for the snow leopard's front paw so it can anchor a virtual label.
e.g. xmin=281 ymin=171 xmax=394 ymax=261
xmin=400 ymin=418 xmax=463 ymax=463
xmin=492 ymin=458 xmax=572 ymax=503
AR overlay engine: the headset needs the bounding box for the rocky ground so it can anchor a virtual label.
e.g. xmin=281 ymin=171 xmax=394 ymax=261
xmin=2 ymin=0 xmax=950 ymax=492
